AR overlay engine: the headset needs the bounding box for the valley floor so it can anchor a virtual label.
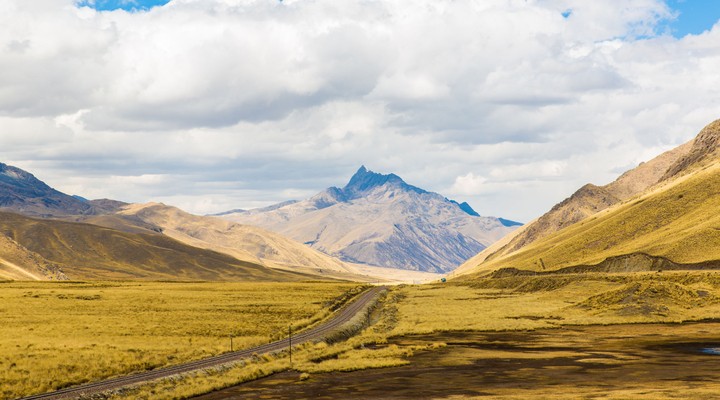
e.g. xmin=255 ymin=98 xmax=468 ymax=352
xmin=200 ymin=322 xmax=720 ymax=399
xmin=0 ymin=281 xmax=360 ymax=400
xmin=7 ymin=270 xmax=720 ymax=399
xmin=193 ymin=270 xmax=720 ymax=399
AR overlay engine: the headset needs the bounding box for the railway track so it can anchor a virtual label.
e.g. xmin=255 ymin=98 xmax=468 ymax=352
xmin=19 ymin=285 xmax=388 ymax=400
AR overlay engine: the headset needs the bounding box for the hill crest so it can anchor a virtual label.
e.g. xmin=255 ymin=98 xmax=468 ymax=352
xmin=457 ymin=118 xmax=720 ymax=277
xmin=475 ymin=121 xmax=719 ymax=263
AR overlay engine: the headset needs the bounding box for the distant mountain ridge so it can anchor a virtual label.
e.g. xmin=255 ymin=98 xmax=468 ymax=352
xmin=218 ymin=166 xmax=520 ymax=273
xmin=0 ymin=162 xmax=93 ymax=216
xmin=0 ymin=162 xmax=123 ymax=217
xmin=117 ymin=202 xmax=401 ymax=282
xmin=0 ymin=210 xmax=312 ymax=281
xmin=0 ymin=162 xmax=360 ymax=281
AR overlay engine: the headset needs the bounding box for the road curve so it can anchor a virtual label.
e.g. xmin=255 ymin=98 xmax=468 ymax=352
xmin=19 ymin=285 xmax=388 ymax=400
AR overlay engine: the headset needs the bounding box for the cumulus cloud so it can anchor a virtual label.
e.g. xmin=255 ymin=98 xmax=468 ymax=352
xmin=451 ymin=173 xmax=488 ymax=196
xmin=0 ymin=0 xmax=719 ymax=221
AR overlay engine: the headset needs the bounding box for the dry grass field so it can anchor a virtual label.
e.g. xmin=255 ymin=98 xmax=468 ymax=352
xmin=203 ymin=271 xmax=720 ymax=399
xmin=0 ymin=281 xmax=360 ymax=400
xmin=226 ymin=322 xmax=720 ymax=399
xmin=7 ymin=271 xmax=720 ymax=399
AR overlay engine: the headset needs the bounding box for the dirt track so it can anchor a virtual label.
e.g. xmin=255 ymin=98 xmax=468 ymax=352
xmin=19 ymin=285 xmax=387 ymax=400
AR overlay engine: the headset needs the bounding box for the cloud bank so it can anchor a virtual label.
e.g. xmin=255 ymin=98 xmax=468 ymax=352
xmin=0 ymin=0 xmax=719 ymax=221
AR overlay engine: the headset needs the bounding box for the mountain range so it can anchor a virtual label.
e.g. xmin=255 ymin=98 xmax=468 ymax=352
xmin=0 ymin=209 xmax=318 ymax=281
xmin=218 ymin=166 xmax=520 ymax=273
xmin=456 ymin=119 xmax=720 ymax=277
xmin=0 ymin=163 xmax=444 ymax=282
xmin=8 ymin=117 xmax=715 ymax=283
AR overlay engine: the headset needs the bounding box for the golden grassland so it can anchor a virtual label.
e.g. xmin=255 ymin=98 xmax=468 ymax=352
xmin=129 ymin=270 xmax=720 ymax=400
xmin=103 ymin=284 xmax=421 ymax=399
xmin=312 ymin=272 xmax=720 ymax=399
xmin=393 ymin=271 xmax=720 ymax=333
xmin=0 ymin=281 xmax=360 ymax=400
xmin=473 ymin=162 xmax=720 ymax=274
xmin=98 ymin=270 xmax=720 ymax=399
xmin=7 ymin=271 xmax=720 ymax=399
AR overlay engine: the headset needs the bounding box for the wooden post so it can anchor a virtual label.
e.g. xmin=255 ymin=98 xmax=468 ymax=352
xmin=289 ymin=325 xmax=293 ymax=369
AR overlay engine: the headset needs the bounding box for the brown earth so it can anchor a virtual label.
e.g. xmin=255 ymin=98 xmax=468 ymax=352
xmin=195 ymin=323 xmax=720 ymax=399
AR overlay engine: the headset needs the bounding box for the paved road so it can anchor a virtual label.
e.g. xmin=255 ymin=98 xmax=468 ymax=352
xmin=19 ymin=285 xmax=387 ymax=400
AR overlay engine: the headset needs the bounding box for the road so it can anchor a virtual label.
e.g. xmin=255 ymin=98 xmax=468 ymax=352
xmin=19 ymin=285 xmax=387 ymax=400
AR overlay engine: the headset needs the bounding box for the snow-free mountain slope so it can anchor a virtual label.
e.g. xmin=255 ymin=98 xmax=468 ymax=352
xmin=661 ymin=119 xmax=720 ymax=181
xmin=0 ymin=161 xmax=432 ymax=282
xmin=117 ymin=202 xmax=382 ymax=281
xmin=0 ymin=234 xmax=67 ymax=281
xmin=465 ymin=161 xmax=720 ymax=276
xmin=0 ymin=210 xmax=312 ymax=281
xmin=460 ymin=119 xmax=720 ymax=277
xmin=0 ymin=162 xmax=320 ymax=282
xmin=0 ymin=162 xmax=125 ymax=217
xmin=484 ymin=128 xmax=696 ymax=260
xmin=219 ymin=166 xmax=519 ymax=273
xmin=0 ymin=162 xmax=95 ymax=217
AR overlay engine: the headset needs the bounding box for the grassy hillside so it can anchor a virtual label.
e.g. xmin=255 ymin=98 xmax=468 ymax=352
xmin=467 ymin=161 xmax=720 ymax=274
xmin=0 ymin=211 xmax=313 ymax=281
xmin=483 ymin=140 xmax=693 ymax=260
xmin=115 ymin=203 xmax=378 ymax=282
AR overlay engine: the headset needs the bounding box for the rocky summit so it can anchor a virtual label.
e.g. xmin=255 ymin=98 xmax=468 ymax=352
xmin=218 ymin=166 xmax=520 ymax=273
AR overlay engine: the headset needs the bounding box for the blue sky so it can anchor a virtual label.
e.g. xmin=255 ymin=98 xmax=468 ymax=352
xmin=666 ymin=0 xmax=720 ymax=36
xmin=79 ymin=0 xmax=170 ymax=12
xmin=82 ymin=0 xmax=720 ymax=38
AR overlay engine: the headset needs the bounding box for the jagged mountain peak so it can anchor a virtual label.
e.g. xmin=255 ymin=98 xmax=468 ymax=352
xmin=343 ymin=166 xmax=427 ymax=198
xmin=219 ymin=166 xmax=519 ymax=273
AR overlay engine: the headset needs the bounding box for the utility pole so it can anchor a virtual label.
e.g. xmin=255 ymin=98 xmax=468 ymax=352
xmin=288 ymin=324 xmax=293 ymax=369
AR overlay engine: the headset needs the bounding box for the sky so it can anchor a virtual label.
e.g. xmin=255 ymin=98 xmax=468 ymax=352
xmin=1 ymin=0 xmax=719 ymax=222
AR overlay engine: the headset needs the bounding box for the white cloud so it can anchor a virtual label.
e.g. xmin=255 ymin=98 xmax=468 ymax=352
xmin=0 ymin=0 xmax=719 ymax=222
xmin=451 ymin=173 xmax=488 ymax=196
xmin=489 ymin=161 xmax=568 ymax=181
